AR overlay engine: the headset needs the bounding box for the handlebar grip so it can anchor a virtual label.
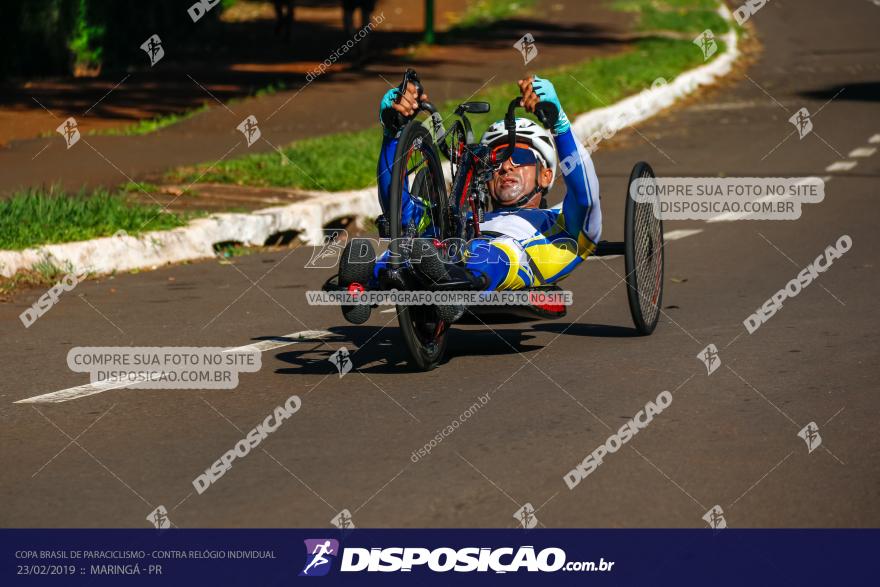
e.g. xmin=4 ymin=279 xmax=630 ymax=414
xmin=504 ymin=98 xmax=521 ymax=130
xmin=389 ymin=68 xmax=424 ymax=128
xmin=534 ymin=102 xmax=559 ymax=130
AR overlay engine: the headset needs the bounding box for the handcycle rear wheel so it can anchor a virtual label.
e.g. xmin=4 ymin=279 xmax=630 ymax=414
xmin=388 ymin=122 xmax=453 ymax=370
xmin=624 ymin=161 xmax=664 ymax=335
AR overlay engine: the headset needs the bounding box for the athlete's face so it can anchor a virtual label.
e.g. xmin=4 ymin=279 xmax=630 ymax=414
xmin=488 ymin=148 xmax=553 ymax=208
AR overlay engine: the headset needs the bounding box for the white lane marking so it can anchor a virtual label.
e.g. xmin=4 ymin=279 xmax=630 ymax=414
xmin=14 ymin=329 xmax=335 ymax=405
xmin=689 ymin=100 xmax=763 ymax=112
xmin=869 ymin=134 xmax=880 ymax=144
xmin=15 ymin=379 xmax=142 ymax=405
xmin=223 ymin=330 xmax=334 ymax=353
xmin=825 ymin=160 xmax=857 ymax=172
xmin=848 ymin=147 xmax=876 ymax=158
xmin=664 ymin=229 xmax=704 ymax=241
xmin=380 ymin=308 xmax=397 ymax=313
xmin=589 ymin=228 xmax=702 ymax=261
xmin=707 ymin=177 xmax=827 ymax=223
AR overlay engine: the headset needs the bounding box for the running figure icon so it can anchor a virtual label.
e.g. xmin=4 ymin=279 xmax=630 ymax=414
xmin=300 ymin=539 xmax=339 ymax=576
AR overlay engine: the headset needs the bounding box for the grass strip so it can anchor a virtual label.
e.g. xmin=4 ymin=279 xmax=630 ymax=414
xmin=168 ymin=32 xmax=723 ymax=191
xmin=0 ymin=187 xmax=192 ymax=251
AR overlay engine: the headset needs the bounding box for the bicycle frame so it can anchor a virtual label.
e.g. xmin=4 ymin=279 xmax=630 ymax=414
xmin=386 ymin=69 xmax=555 ymax=261
xmin=441 ymin=97 xmax=533 ymax=244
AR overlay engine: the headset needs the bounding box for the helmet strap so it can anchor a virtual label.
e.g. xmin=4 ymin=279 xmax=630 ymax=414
xmin=494 ymin=176 xmax=546 ymax=209
xmin=493 ymin=159 xmax=548 ymax=208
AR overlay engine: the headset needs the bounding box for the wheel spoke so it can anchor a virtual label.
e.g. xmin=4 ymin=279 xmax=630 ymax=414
xmin=389 ymin=125 xmax=452 ymax=369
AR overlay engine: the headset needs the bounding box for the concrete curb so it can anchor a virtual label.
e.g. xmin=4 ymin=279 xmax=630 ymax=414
xmin=0 ymin=5 xmax=737 ymax=279
xmin=0 ymin=188 xmax=380 ymax=277
xmin=570 ymin=4 xmax=739 ymax=143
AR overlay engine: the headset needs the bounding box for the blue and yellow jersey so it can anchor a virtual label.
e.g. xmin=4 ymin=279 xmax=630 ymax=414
xmin=376 ymin=126 xmax=602 ymax=291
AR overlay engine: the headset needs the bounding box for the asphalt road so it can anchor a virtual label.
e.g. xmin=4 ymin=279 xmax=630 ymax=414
xmin=1 ymin=0 xmax=878 ymax=528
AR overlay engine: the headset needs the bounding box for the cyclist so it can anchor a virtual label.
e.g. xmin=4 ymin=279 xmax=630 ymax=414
xmin=340 ymin=75 xmax=602 ymax=323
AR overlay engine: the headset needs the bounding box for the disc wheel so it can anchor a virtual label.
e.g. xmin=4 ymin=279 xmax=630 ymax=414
xmin=388 ymin=122 xmax=452 ymax=370
xmin=624 ymin=161 xmax=664 ymax=335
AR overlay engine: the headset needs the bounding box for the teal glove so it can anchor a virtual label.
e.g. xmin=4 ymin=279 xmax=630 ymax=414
xmin=532 ymin=76 xmax=570 ymax=135
xmin=379 ymin=87 xmax=401 ymax=137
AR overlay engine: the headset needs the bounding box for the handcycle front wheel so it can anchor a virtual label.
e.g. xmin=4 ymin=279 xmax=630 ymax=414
xmin=624 ymin=161 xmax=664 ymax=335
xmin=388 ymin=121 xmax=453 ymax=371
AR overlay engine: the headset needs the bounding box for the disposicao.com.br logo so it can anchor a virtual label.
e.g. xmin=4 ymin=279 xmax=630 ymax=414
xmin=300 ymin=542 xmax=613 ymax=575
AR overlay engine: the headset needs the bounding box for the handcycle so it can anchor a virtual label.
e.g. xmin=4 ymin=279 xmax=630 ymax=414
xmin=324 ymin=69 xmax=664 ymax=371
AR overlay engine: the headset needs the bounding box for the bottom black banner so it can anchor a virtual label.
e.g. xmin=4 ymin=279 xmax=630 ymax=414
xmin=3 ymin=529 xmax=875 ymax=585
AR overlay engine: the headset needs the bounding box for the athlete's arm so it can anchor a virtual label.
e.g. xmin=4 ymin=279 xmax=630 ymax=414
xmin=377 ymin=81 xmax=428 ymax=215
xmin=377 ymin=135 xmax=396 ymax=215
xmin=521 ymin=75 xmax=601 ymax=247
xmin=555 ymin=128 xmax=602 ymax=247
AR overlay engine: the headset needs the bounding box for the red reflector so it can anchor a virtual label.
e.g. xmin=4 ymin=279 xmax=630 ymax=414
xmin=533 ymin=303 xmax=564 ymax=313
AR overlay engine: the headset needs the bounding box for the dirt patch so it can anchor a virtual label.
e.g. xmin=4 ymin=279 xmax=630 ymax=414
xmin=128 ymin=183 xmax=317 ymax=213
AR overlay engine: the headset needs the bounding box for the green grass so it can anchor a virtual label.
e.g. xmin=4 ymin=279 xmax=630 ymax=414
xmin=451 ymin=0 xmax=539 ymax=31
xmin=169 ymin=35 xmax=718 ymax=191
xmin=120 ymin=181 xmax=162 ymax=193
xmin=639 ymin=6 xmax=727 ymax=33
xmin=253 ymin=81 xmax=287 ymax=98
xmin=90 ymin=106 xmax=209 ymax=137
xmin=214 ymin=242 xmax=258 ymax=258
xmin=456 ymin=37 xmax=720 ymax=140
xmin=613 ymin=0 xmax=719 ymax=10
xmin=89 ymin=78 xmax=289 ymax=138
xmin=87 ymin=3 xmax=539 ymax=139
xmin=611 ymin=0 xmax=729 ymax=33
xmin=170 ymin=129 xmax=383 ymax=192
xmin=0 ymin=187 xmax=192 ymax=251
xmin=167 ymin=0 xmax=729 ymax=191
xmin=0 ymin=258 xmax=82 ymax=297
xmin=2 ymin=0 xmax=731 ymax=264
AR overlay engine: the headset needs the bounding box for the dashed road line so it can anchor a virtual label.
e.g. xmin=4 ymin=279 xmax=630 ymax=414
xmin=825 ymin=160 xmax=857 ymax=172
xmin=587 ymin=228 xmax=701 ymax=261
xmin=707 ymin=177 xmax=828 ymax=223
xmin=847 ymin=147 xmax=876 ymax=158
xmin=13 ymin=228 xmax=709 ymax=404
xmin=223 ymin=330 xmax=335 ymax=353
xmin=15 ymin=378 xmax=147 ymax=405
xmin=14 ymin=330 xmax=335 ymax=405
xmin=664 ymin=229 xmax=704 ymax=241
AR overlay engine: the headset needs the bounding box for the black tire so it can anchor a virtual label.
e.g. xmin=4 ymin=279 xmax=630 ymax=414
xmin=388 ymin=122 xmax=451 ymax=370
xmin=624 ymin=161 xmax=664 ymax=335
xmin=411 ymin=239 xmax=465 ymax=324
xmin=339 ymin=238 xmax=376 ymax=325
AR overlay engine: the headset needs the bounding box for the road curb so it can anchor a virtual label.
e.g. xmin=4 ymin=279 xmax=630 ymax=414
xmin=571 ymin=3 xmax=739 ymax=143
xmin=0 ymin=4 xmax=737 ymax=279
xmin=0 ymin=189 xmax=380 ymax=278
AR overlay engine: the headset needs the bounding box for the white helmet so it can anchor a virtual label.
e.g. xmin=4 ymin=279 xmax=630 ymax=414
xmin=480 ymin=117 xmax=558 ymax=190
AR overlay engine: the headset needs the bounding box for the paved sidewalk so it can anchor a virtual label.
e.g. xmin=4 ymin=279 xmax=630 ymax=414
xmin=0 ymin=0 xmax=634 ymax=196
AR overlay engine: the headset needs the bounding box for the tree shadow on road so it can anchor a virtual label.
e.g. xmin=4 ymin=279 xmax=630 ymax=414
xmin=0 ymin=10 xmax=624 ymax=124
